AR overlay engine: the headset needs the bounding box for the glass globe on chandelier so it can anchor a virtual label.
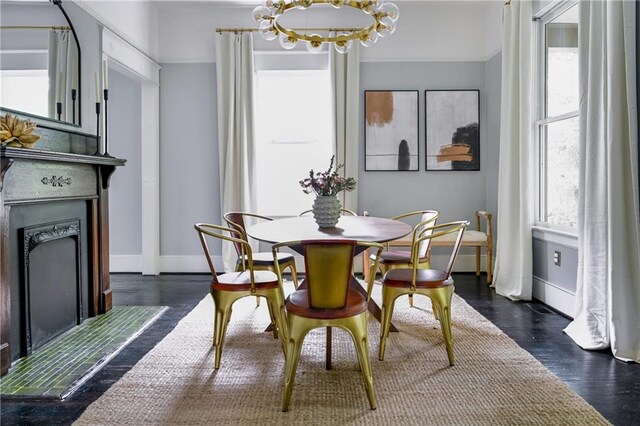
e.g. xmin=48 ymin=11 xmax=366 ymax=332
xmin=252 ymin=0 xmax=399 ymax=54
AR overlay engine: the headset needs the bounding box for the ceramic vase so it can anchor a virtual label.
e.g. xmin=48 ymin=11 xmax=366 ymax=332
xmin=312 ymin=195 xmax=341 ymax=228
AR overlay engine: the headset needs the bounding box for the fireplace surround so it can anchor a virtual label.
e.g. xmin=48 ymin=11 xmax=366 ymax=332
xmin=0 ymin=120 xmax=124 ymax=376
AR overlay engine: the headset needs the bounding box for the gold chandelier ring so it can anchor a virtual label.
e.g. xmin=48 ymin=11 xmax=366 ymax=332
xmin=273 ymin=0 xmax=380 ymax=43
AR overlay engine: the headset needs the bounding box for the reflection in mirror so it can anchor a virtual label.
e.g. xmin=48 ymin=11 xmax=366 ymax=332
xmin=0 ymin=0 xmax=81 ymax=126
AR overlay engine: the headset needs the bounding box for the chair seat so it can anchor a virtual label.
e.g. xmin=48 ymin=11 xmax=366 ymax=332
xmin=285 ymin=289 xmax=368 ymax=319
xmin=371 ymin=250 xmax=429 ymax=265
xmin=432 ymin=229 xmax=487 ymax=245
xmin=239 ymin=251 xmax=294 ymax=266
xmin=213 ymin=270 xmax=280 ymax=291
xmin=382 ymin=268 xmax=453 ymax=289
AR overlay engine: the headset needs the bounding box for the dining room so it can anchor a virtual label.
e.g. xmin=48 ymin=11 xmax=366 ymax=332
xmin=0 ymin=0 xmax=639 ymax=424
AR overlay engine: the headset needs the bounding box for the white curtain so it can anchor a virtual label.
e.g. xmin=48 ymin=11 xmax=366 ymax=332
xmin=215 ymin=32 xmax=257 ymax=272
xmin=564 ymin=0 xmax=640 ymax=363
xmin=48 ymin=30 xmax=78 ymax=123
xmin=493 ymin=0 xmax=534 ymax=301
xmin=330 ymin=43 xmax=360 ymax=213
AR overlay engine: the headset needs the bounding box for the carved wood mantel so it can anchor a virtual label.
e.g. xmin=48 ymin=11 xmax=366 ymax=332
xmin=0 ymin=144 xmax=125 ymax=376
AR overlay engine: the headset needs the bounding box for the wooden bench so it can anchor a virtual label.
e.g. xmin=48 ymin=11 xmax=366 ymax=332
xmin=364 ymin=211 xmax=493 ymax=283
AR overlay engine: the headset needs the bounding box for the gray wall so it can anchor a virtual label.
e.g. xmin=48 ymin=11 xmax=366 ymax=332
xmin=359 ymin=62 xmax=491 ymax=226
xmin=108 ymin=68 xmax=142 ymax=255
xmin=159 ymin=63 xmax=220 ymax=256
xmin=533 ymin=239 xmax=578 ymax=294
xmin=158 ymin=60 xmax=502 ymax=258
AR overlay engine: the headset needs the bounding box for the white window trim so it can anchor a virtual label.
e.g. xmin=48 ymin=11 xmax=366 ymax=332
xmin=532 ymin=225 xmax=579 ymax=249
xmin=533 ymin=0 xmax=579 ymax=235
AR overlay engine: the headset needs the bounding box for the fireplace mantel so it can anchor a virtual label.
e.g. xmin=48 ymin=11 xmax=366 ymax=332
xmin=1 ymin=138 xmax=124 ymax=376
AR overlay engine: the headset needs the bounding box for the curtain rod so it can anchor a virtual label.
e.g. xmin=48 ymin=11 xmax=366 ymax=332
xmin=0 ymin=25 xmax=70 ymax=30
xmin=216 ymin=27 xmax=363 ymax=33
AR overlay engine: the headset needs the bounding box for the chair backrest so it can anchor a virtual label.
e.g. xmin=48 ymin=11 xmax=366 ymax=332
xmin=298 ymin=208 xmax=357 ymax=217
xmin=390 ymin=210 xmax=439 ymax=258
xmin=223 ymin=212 xmax=272 ymax=256
xmin=194 ymin=223 xmax=256 ymax=286
xmin=413 ymin=221 xmax=469 ymax=279
xmin=272 ymin=240 xmax=383 ymax=309
xmin=414 ymin=210 xmax=439 ymax=258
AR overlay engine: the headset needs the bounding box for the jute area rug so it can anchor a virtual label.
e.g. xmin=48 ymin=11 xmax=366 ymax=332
xmin=74 ymin=284 xmax=609 ymax=425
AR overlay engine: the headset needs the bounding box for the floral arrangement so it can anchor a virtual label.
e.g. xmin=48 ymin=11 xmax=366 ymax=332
xmin=299 ymin=155 xmax=356 ymax=197
xmin=0 ymin=113 xmax=41 ymax=148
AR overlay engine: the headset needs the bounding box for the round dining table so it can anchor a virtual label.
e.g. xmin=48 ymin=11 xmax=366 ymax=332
xmin=247 ymin=215 xmax=412 ymax=369
xmin=246 ymin=215 xmax=412 ymax=247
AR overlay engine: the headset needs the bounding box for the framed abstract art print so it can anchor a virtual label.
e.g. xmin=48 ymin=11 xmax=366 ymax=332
xmin=364 ymin=90 xmax=419 ymax=171
xmin=425 ymin=90 xmax=480 ymax=171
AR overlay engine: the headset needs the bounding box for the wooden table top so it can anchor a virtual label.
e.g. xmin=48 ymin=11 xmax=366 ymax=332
xmin=246 ymin=216 xmax=412 ymax=244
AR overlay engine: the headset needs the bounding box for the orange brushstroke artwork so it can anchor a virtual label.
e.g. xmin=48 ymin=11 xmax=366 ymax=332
xmin=365 ymin=91 xmax=394 ymax=126
xmin=436 ymin=143 xmax=473 ymax=162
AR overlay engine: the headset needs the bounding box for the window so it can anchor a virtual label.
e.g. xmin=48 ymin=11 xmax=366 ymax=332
xmin=535 ymin=2 xmax=579 ymax=230
xmin=0 ymin=70 xmax=49 ymax=117
xmin=254 ymin=69 xmax=333 ymax=217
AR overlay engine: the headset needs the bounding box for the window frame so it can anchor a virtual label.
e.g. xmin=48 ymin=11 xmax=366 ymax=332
xmin=533 ymin=0 xmax=579 ymax=235
xmin=252 ymin=68 xmax=334 ymax=218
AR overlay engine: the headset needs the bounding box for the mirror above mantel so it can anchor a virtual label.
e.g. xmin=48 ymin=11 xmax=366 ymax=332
xmin=0 ymin=0 xmax=81 ymax=126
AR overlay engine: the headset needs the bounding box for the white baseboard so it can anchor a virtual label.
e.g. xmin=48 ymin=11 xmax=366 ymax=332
xmin=431 ymin=254 xmax=486 ymax=273
xmin=110 ymin=255 xmax=143 ymax=273
xmin=532 ymin=277 xmax=575 ymax=318
xmin=159 ymin=255 xmax=222 ymax=273
xmin=134 ymin=253 xmax=486 ymax=275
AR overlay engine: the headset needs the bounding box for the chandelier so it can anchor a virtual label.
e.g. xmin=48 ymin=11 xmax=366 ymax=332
xmin=252 ymin=0 xmax=399 ymax=53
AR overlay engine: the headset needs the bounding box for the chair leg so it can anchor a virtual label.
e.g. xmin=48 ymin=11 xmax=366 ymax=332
xmin=266 ymin=299 xmax=278 ymax=339
xmin=432 ymin=299 xmax=440 ymax=321
xmin=428 ymin=287 xmax=455 ymax=366
xmin=282 ymin=315 xmax=310 ymax=412
xmin=212 ymin=292 xmax=237 ymax=370
xmin=266 ymin=289 xmax=288 ymax=358
xmin=378 ymin=286 xmax=399 ymax=361
xmin=347 ymin=314 xmax=377 ymax=410
xmin=475 ymin=246 xmax=481 ymax=276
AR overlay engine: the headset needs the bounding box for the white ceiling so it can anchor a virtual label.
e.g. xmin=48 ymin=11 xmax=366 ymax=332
xmin=155 ymin=0 xmax=504 ymax=63
xmin=73 ymin=0 xmax=504 ymax=63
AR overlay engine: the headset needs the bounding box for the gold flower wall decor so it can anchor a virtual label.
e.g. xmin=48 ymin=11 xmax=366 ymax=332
xmin=0 ymin=113 xmax=41 ymax=148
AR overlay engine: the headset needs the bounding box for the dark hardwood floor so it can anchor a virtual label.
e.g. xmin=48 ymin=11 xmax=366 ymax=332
xmin=1 ymin=273 xmax=638 ymax=425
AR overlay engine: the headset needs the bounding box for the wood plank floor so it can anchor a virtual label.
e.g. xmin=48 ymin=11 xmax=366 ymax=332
xmin=1 ymin=273 xmax=638 ymax=425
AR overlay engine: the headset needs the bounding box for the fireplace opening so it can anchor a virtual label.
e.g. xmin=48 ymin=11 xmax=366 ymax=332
xmin=21 ymin=219 xmax=83 ymax=355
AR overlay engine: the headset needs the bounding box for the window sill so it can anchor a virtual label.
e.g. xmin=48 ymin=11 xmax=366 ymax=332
xmin=532 ymin=225 xmax=578 ymax=249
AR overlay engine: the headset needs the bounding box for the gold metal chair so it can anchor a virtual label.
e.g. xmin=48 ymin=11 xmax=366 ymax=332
xmin=194 ymin=223 xmax=288 ymax=370
xmin=272 ymin=239 xmax=383 ymax=412
xmin=298 ymin=208 xmax=357 ymax=217
xmin=224 ymin=212 xmax=299 ymax=301
xmin=368 ymin=210 xmax=439 ymax=306
xmin=379 ymin=221 xmax=468 ymax=366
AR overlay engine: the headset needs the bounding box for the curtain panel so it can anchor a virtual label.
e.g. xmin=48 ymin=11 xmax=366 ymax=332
xmin=330 ymin=42 xmax=360 ymax=213
xmin=215 ymin=32 xmax=257 ymax=271
xmin=493 ymin=0 xmax=534 ymax=301
xmin=48 ymin=30 xmax=77 ymax=122
xmin=564 ymin=0 xmax=640 ymax=362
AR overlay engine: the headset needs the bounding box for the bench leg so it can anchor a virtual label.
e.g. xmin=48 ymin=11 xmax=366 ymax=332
xmin=486 ymin=245 xmax=493 ymax=284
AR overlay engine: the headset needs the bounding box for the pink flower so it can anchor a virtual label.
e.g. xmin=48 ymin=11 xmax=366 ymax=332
xmin=299 ymin=155 xmax=357 ymax=197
